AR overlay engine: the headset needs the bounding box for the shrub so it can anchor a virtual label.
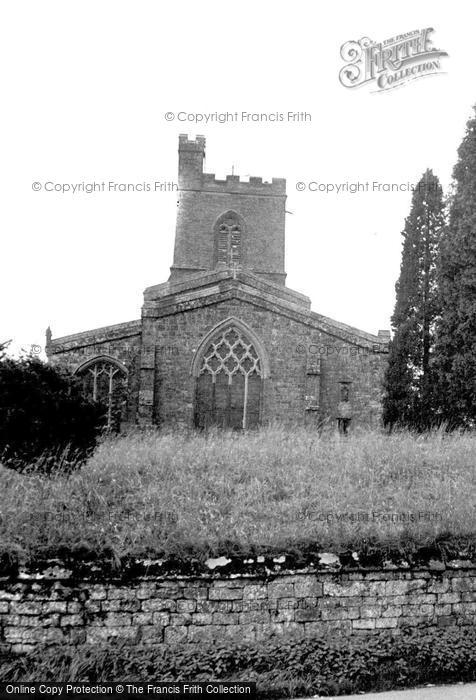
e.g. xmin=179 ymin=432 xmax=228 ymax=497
xmin=0 ymin=355 xmax=105 ymax=473
xmin=1 ymin=626 xmax=476 ymax=696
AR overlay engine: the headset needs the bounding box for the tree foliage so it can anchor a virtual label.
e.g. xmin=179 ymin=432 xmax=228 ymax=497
xmin=383 ymin=170 xmax=445 ymax=429
xmin=0 ymin=355 xmax=106 ymax=472
xmin=432 ymin=107 xmax=476 ymax=428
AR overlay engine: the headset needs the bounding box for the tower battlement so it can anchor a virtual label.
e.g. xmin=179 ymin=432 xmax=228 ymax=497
xmin=178 ymin=134 xmax=286 ymax=195
xmin=178 ymin=134 xmax=206 ymax=148
xmin=201 ymin=172 xmax=286 ymax=196
xmin=178 ymin=134 xmax=206 ymax=189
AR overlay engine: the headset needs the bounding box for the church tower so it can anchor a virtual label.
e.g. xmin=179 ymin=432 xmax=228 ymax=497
xmin=170 ymin=135 xmax=287 ymax=285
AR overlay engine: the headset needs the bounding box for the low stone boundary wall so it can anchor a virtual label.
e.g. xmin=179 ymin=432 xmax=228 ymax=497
xmin=1 ymin=565 xmax=476 ymax=654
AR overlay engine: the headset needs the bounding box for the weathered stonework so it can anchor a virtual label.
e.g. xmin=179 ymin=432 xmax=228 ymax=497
xmin=46 ymin=320 xmax=142 ymax=427
xmin=2 ymin=564 xmax=476 ymax=654
xmin=46 ymin=136 xmax=389 ymax=429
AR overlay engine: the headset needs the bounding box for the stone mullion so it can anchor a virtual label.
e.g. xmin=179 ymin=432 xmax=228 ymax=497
xmin=106 ymin=366 xmax=114 ymax=429
xmin=211 ymin=376 xmax=216 ymax=426
xmin=92 ymin=367 xmax=98 ymax=402
xmin=242 ymin=373 xmax=249 ymax=429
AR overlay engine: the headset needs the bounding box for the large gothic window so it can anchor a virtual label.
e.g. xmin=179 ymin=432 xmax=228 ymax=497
xmin=194 ymin=324 xmax=263 ymax=430
xmin=75 ymin=357 xmax=127 ymax=430
xmin=215 ymin=212 xmax=242 ymax=267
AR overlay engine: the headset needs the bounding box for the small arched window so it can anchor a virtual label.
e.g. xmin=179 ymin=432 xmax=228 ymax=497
xmin=214 ymin=212 xmax=242 ymax=267
xmin=75 ymin=357 xmax=127 ymax=430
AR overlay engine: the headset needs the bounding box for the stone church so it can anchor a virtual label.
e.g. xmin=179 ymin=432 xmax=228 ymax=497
xmin=46 ymin=135 xmax=389 ymax=431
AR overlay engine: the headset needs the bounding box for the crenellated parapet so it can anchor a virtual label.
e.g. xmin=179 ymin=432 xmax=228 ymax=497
xmin=200 ymin=172 xmax=286 ymax=196
xmin=177 ymin=134 xmax=286 ymax=195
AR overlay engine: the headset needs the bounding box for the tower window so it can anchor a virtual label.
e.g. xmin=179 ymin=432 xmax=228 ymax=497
xmin=215 ymin=212 xmax=242 ymax=267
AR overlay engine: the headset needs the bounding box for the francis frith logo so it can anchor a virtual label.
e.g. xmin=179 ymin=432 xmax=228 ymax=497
xmin=339 ymin=28 xmax=448 ymax=92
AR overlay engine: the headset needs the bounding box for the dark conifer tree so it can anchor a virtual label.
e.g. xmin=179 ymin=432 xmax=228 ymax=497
xmin=433 ymin=107 xmax=476 ymax=428
xmin=383 ymin=170 xmax=445 ymax=429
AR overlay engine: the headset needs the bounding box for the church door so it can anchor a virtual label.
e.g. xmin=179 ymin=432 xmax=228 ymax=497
xmin=194 ymin=325 xmax=262 ymax=429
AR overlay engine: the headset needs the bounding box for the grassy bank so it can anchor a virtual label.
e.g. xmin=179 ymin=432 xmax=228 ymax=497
xmin=0 ymin=427 xmax=475 ymax=563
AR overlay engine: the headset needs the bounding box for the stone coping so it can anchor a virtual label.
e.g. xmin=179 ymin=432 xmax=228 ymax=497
xmin=2 ymin=551 xmax=476 ymax=583
xmin=48 ymin=320 xmax=142 ymax=353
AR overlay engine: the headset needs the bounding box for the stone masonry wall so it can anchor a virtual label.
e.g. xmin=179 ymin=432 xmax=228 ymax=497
xmin=46 ymin=294 xmax=386 ymax=430
xmin=149 ymin=297 xmax=386 ymax=429
xmin=172 ymin=189 xmax=286 ymax=281
xmin=1 ymin=566 xmax=475 ymax=654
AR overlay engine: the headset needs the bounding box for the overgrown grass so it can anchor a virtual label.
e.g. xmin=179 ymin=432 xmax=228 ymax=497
xmin=0 ymin=426 xmax=475 ymax=563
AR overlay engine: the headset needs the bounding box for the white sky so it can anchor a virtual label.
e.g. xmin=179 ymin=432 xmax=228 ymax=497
xmin=1 ymin=1 xmax=473 ymax=355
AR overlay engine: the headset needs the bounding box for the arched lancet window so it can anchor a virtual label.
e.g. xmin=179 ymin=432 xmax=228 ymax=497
xmin=75 ymin=357 xmax=127 ymax=430
xmin=193 ymin=321 xmax=265 ymax=430
xmin=214 ymin=211 xmax=243 ymax=268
